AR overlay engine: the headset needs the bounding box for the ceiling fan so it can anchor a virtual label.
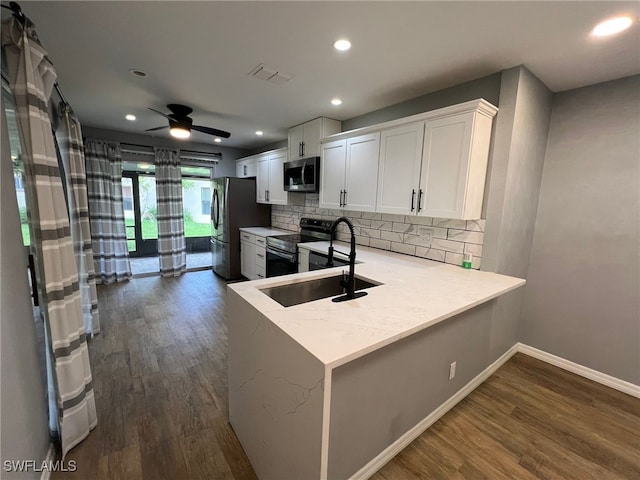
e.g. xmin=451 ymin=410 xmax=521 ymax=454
xmin=146 ymin=104 xmax=231 ymax=140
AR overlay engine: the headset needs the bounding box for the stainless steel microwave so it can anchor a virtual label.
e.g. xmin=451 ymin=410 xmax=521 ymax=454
xmin=283 ymin=157 xmax=320 ymax=192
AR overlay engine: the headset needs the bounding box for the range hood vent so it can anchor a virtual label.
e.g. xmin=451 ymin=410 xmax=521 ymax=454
xmin=248 ymin=63 xmax=294 ymax=85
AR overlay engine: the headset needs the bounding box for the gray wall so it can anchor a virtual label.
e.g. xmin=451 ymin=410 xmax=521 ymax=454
xmin=481 ymin=66 xmax=553 ymax=362
xmin=520 ymin=75 xmax=640 ymax=384
xmin=329 ymin=301 xmax=495 ymax=479
xmin=246 ymin=73 xmax=501 ymax=156
xmin=1 ymin=95 xmax=50 ymax=478
xmin=82 ymin=126 xmax=250 ymax=178
xmin=342 ymin=73 xmax=501 ymax=131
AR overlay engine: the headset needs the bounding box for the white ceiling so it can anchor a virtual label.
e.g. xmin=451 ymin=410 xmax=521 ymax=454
xmin=13 ymin=1 xmax=640 ymax=149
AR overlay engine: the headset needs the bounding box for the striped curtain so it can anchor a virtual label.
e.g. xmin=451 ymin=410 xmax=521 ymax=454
xmin=2 ymin=16 xmax=97 ymax=457
xmin=155 ymin=147 xmax=187 ymax=276
xmin=56 ymin=106 xmax=100 ymax=335
xmin=85 ymin=138 xmax=132 ymax=284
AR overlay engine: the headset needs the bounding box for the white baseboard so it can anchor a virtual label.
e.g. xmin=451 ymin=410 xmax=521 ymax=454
xmin=517 ymin=343 xmax=640 ymax=399
xmin=40 ymin=443 xmax=55 ymax=480
xmin=349 ymin=343 xmax=520 ymax=480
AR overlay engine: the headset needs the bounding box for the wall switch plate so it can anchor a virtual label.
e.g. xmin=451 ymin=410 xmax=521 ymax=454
xmin=418 ymin=227 xmax=433 ymax=243
xmin=449 ymin=361 xmax=456 ymax=380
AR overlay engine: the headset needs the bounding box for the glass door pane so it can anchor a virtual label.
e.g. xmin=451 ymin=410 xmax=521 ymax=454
xmin=138 ymin=175 xmax=158 ymax=241
xmin=122 ymin=176 xmax=136 ymax=252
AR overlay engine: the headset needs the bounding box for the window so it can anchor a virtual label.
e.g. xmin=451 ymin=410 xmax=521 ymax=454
xmin=2 ymin=81 xmax=30 ymax=246
xmin=201 ymin=187 xmax=211 ymax=215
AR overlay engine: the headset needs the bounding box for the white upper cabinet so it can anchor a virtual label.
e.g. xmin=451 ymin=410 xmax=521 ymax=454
xmin=319 ymin=139 xmax=346 ymax=210
xmin=236 ymin=156 xmax=258 ymax=178
xmin=256 ymin=148 xmax=288 ymax=205
xmin=344 ymin=133 xmax=380 ymax=212
xmin=419 ymin=110 xmax=493 ymax=219
xmin=288 ymin=117 xmax=341 ymax=161
xmin=319 ymin=133 xmax=380 ymax=212
xmin=376 ymin=122 xmax=425 ymax=215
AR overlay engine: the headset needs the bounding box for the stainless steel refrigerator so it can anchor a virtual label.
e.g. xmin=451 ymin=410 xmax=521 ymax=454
xmin=211 ymin=177 xmax=271 ymax=279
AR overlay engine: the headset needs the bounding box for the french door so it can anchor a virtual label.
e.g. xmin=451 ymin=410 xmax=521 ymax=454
xmin=122 ymin=172 xmax=158 ymax=257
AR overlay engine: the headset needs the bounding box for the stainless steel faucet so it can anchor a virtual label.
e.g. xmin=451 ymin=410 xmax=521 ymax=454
xmin=327 ymin=216 xmax=367 ymax=302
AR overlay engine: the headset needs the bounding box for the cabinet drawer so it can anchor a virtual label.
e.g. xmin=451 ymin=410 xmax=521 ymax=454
xmin=255 ymin=266 xmax=266 ymax=279
xmin=255 ymin=236 xmax=267 ymax=248
xmin=255 ymin=247 xmax=266 ymax=268
xmin=240 ymin=232 xmax=255 ymax=244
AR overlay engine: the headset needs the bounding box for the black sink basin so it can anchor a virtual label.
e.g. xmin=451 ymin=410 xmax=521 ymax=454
xmin=260 ymin=274 xmax=381 ymax=307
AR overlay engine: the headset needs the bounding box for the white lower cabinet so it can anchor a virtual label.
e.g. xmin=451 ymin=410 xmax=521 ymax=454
xmin=240 ymin=232 xmax=267 ymax=280
xmin=319 ymin=132 xmax=380 ymax=212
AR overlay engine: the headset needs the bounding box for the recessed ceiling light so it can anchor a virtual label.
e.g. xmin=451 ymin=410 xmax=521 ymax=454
xmin=334 ymin=39 xmax=351 ymax=51
xmin=255 ymin=130 xmax=264 ymax=136
xmin=331 ymin=98 xmax=343 ymax=106
xmin=129 ymin=69 xmax=147 ymax=78
xmin=125 ymin=114 xmax=136 ymax=121
xmin=591 ymin=16 xmax=634 ymax=37
xmin=214 ymin=138 xmax=222 ymax=143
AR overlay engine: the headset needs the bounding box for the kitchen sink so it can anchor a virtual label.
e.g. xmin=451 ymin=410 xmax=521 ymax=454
xmin=260 ymin=274 xmax=381 ymax=307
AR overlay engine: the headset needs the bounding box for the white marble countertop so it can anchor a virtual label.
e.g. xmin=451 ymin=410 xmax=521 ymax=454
xmin=239 ymin=226 xmax=292 ymax=237
xmin=228 ymin=242 xmax=525 ymax=369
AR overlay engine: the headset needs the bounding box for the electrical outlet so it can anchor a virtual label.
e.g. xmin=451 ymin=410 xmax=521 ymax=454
xmin=449 ymin=361 xmax=457 ymax=380
xmin=418 ymin=227 xmax=433 ymax=243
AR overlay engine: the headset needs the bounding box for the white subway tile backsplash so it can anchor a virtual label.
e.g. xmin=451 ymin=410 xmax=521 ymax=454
xmin=392 ymin=222 xmax=415 ymax=234
xmin=415 ymin=247 xmax=446 ymax=262
xmin=272 ymin=194 xmax=485 ymax=269
xmin=431 ymin=238 xmax=465 ymax=253
xmin=369 ymin=239 xmax=391 ymax=250
xmin=360 ymin=227 xmax=381 ymax=239
xmin=464 ymin=243 xmax=483 ymax=257
xmin=466 ymin=219 xmax=486 ymax=232
xmin=447 ymin=229 xmax=484 ymax=244
xmin=432 ymin=218 xmax=467 ymax=229
xmin=391 ymin=242 xmax=416 ymax=256
xmin=406 ymin=215 xmax=432 ymax=226
xmin=381 ymin=231 xmax=404 ymax=242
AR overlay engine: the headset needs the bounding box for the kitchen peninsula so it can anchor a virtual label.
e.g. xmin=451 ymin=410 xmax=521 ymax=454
xmin=227 ymin=243 xmax=525 ymax=480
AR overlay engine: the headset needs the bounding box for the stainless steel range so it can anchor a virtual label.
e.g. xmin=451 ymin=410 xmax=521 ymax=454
xmin=265 ymin=218 xmax=336 ymax=278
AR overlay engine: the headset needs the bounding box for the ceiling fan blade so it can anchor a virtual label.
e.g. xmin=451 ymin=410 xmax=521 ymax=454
xmin=192 ymin=124 xmax=231 ymax=138
xmin=148 ymin=107 xmax=172 ymax=120
xmin=145 ymin=125 xmax=169 ymax=132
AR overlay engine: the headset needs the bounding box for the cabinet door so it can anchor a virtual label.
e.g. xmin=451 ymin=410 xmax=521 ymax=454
xmin=288 ymin=124 xmax=304 ymax=160
xmin=256 ymin=156 xmax=269 ymax=203
xmin=319 ymin=139 xmax=346 ymax=209
xmin=240 ymin=240 xmax=256 ymax=279
xmin=236 ymin=161 xmax=246 ymax=178
xmin=377 ymin=123 xmax=424 ymax=215
xmin=267 ymin=151 xmax=288 ymax=205
xmin=344 ymin=132 xmax=380 ymax=212
xmin=419 ymin=112 xmax=473 ymax=219
xmin=302 ymin=118 xmax=323 ymax=157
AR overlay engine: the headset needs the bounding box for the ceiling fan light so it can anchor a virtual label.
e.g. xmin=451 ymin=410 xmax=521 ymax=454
xmin=170 ymin=126 xmax=191 ymax=139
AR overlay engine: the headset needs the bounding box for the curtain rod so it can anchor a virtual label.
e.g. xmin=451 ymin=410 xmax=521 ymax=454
xmin=121 ymin=142 xmax=222 ymax=158
xmin=121 ymin=147 xmax=219 ymax=163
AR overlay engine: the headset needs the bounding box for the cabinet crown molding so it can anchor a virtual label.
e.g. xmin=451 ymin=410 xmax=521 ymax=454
xmin=322 ymin=98 xmax=498 ymax=143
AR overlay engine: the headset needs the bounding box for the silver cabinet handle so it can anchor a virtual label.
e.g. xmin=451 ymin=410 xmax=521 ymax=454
xmin=343 ymin=190 xmax=347 ymax=207
xmin=339 ymin=190 xmax=344 ymax=207
xmin=411 ymin=189 xmax=416 ymax=211
xmin=257 ymin=253 xmax=264 ymax=258
xmin=417 ymin=189 xmax=423 ymax=212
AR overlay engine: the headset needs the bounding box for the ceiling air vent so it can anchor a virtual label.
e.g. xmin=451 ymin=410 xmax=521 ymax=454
xmin=248 ymin=63 xmax=294 ymax=85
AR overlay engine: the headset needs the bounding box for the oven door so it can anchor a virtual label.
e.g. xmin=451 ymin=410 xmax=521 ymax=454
xmin=308 ymin=251 xmax=350 ymax=271
xmin=266 ymin=246 xmax=298 ymax=277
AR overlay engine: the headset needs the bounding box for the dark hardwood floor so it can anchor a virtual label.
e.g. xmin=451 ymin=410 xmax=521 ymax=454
xmin=54 ymin=271 xmax=640 ymax=480
xmin=372 ymin=353 xmax=640 ymax=480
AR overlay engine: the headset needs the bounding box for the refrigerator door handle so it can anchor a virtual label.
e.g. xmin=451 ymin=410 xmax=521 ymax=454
xmin=213 ymin=189 xmax=220 ymax=229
